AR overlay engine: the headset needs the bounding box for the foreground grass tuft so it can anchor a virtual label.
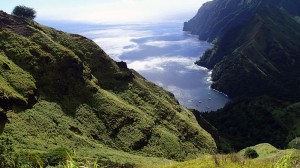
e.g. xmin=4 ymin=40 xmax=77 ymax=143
xmin=163 ymin=144 xmax=300 ymax=168
xmin=163 ymin=152 xmax=299 ymax=168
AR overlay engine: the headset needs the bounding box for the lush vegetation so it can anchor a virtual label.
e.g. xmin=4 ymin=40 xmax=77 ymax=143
xmin=197 ymin=6 xmax=300 ymax=99
xmin=0 ymin=11 xmax=216 ymax=167
xmin=163 ymin=143 xmax=300 ymax=168
xmin=185 ymin=0 xmax=300 ymax=153
xmin=2 ymin=0 xmax=300 ymax=166
xmin=243 ymin=148 xmax=258 ymax=159
xmin=288 ymin=137 xmax=300 ymax=149
xmin=200 ymin=96 xmax=300 ymax=151
xmin=184 ymin=0 xmax=300 ymax=42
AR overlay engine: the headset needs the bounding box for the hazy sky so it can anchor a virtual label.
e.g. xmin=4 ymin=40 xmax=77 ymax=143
xmin=1 ymin=0 xmax=209 ymax=23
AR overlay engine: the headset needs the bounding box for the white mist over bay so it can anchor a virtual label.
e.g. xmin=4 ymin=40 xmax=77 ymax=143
xmin=45 ymin=22 xmax=229 ymax=111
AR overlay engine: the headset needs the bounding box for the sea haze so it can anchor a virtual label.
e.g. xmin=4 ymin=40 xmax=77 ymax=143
xmin=44 ymin=22 xmax=230 ymax=112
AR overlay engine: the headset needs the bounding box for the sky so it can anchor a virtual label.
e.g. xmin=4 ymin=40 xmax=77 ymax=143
xmin=1 ymin=0 xmax=209 ymax=23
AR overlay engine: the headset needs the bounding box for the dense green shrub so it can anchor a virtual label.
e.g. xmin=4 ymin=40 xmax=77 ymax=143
xmin=288 ymin=137 xmax=300 ymax=149
xmin=12 ymin=5 xmax=36 ymax=19
xmin=244 ymin=148 xmax=259 ymax=159
xmin=0 ymin=136 xmax=19 ymax=167
xmin=202 ymin=96 xmax=291 ymax=150
xmin=42 ymin=147 xmax=69 ymax=166
xmin=0 ymin=112 xmax=8 ymax=134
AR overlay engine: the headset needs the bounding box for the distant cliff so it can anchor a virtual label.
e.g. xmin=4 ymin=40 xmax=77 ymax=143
xmin=185 ymin=0 xmax=300 ymax=151
xmin=183 ymin=0 xmax=300 ymax=42
xmin=197 ymin=6 xmax=300 ymax=99
xmin=185 ymin=0 xmax=300 ymax=99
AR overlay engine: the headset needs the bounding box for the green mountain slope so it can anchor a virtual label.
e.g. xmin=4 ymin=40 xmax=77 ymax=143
xmin=197 ymin=6 xmax=300 ymax=99
xmin=201 ymin=96 xmax=300 ymax=150
xmin=183 ymin=0 xmax=300 ymax=42
xmin=184 ymin=0 xmax=300 ymax=152
xmin=0 ymin=11 xmax=216 ymax=167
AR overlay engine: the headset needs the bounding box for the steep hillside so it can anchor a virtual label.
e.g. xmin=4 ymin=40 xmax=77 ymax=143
xmin=183 ymin=0 xmax=300 ymax=42
xmin=0 ymin=11 xmax=216 ymax=167
xmin=197 ymin=6 xmax=300 ymax=99
xmin=184 ymin=0 xmax=300 ymax=152
xmin=201 ymin=96 xmax=300 ymax=150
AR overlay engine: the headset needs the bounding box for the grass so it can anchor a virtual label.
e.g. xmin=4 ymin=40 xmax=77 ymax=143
xmin=0 ymin=12 xmax=216 ymax=167
xmin=0 ymin=52 xmax=37 ymax=111
xmin=1 ymin=11 xmax=299 ymax=168
xmin=161 ymin=154 xmax=271 ymax=168
xmin=238 ymin=143 xmax=279 ymax=159
xmin=163 ymin=144 xmax=300 ymax=168
xmin=4 ymin=101 xmax=174 ymax=167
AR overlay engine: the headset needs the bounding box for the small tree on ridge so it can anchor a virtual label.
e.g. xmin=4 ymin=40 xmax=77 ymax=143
xmin=244 ymin=148 xmax=259 ymax=159
xmin=12 ymin=5 xmax=36 ymax=20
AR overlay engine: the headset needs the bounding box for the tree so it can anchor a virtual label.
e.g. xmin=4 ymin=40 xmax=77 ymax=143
xmin=12 ymin=5 xmax=36 ymax=20
xmin=288 ymin=137 xmax=300 ymax=149
xmin=244 ymin=148 xmax=259 ymax=159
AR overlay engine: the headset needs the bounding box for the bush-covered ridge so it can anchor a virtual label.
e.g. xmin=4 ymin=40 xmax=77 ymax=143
xmin=0 ymin=11 xmax=216 ymax=166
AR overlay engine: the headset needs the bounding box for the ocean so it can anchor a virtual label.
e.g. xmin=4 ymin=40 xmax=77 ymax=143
xmin=42 ymin=22 xmax=230 ymax=112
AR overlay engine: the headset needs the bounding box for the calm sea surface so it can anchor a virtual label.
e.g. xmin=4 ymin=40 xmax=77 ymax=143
xmin=42 ymin=22 xmax=230 ymax=112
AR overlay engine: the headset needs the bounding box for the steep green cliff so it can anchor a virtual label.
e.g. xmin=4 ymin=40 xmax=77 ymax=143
xmin=202 ymin=96 xmax=300 ymax=150
xmin=183 ymin=0 xmax=300 ymax=42
xmin=197 ymin=6 xmax=300 ymax=99
xmin=0 ymin=11 xmax=216 ymax=167
xmin=185 ymin=0 xmax=300 ymax=151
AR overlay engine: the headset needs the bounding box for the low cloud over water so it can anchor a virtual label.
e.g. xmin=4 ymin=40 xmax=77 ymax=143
xmin=78 ymin=23 xmax=229 ymax=111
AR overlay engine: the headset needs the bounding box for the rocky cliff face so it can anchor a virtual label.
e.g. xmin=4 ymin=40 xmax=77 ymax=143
xmin=0 ymin=11 xmax=216 ymax=166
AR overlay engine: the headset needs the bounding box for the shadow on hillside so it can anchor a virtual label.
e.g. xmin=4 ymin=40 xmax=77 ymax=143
xmin=0 ymin=112 xmax=8 ymax=134
xmin=42 ymin=75 xmax=133 ymax=117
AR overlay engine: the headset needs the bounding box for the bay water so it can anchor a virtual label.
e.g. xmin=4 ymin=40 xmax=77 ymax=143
xmin=43 ymin=22 xmax=230 ymax=112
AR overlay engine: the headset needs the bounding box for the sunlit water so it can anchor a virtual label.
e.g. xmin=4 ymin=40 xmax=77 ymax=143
xmin=42 ymin=22 xmax=230 ymax=112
